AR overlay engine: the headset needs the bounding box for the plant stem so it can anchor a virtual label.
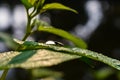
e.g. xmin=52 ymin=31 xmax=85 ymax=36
xmin=26 ymin=9 xmax=31 ymax=33
xmin=0 ymin=69 xmax=9 ymax=80
xmin=22 ymin=7 xmax=33 ymax=41
xmin=22 ymin=32 xmax=31 ymax=41
xmin=30 ymin=7 xmax=36 ymax=17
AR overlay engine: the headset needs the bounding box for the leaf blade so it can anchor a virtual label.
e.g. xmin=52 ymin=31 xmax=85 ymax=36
xmin=41 ymin=3 xmax=78 ymax=13
xmin=1 ymin=40 xmax=120 ymax=70
xmin=21 ymin=0 xmax=33 ymax=9
xmin=14 ymin=40 xmax=120 ymax=70
xmin=0 ymin=32 xmax=18 ymax=49
xmin=0 ymin=49 xmax=79 ymax=69
xmin=38 ymin=26 xmax=87 ymax=49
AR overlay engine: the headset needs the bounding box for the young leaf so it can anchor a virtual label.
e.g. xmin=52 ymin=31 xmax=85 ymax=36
xmin=38 ymin=26 xmax=87 ymax=49
xmin=21 ymin=0 xmax=33 ymax=9
xmin=40 ymin=3 xmax=78 ymax=14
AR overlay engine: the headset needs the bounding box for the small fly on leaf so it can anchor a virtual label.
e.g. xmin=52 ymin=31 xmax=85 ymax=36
xmin=45 ymin=40 xmax=64 ymax=46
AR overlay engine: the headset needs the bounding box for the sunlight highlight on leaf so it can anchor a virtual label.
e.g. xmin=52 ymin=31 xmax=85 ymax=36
xmin=0 ymin=49 xmax=79 ymax=69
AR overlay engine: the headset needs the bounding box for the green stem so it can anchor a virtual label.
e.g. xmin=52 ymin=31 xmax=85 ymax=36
xmin=21 ymin=8 xmax=33 ymax=40
xmin=0 ymin=69 xmax=9 ymax=80
xmin=22 ymin=32 xmax=31 ymax=41
xmin=26 ymin=9 xmax=31 ymax=32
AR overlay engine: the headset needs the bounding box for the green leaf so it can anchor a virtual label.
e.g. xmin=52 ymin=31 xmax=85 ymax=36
xmin=28 ymin=0 xmax=36 ymax=5
xmin=40 ymin=0 xmax=45 ymax=6
xmin=38 ymin=26 xmax=87 ymax=49
xmin=41 ymin=3 xmax=78 ymax=13
xmin=21 ymin=0 xmax=33 ymax=9
xmin=32 ymin=68 xmax=63 ymax=78
xmin=0 ymin=32 xmax=18 ymax=49
xmin=35 ymin=19 xmax=50 ymax=27
xmin=13 ymin=40 xmax=120 ymax=70
xmin=15 ymin=39 xmax=92 ymax=67
xmin=94 ymin=67 xmax=114 ymax=80
xmin=28 ymin=0 xmax=45 ymax=6
xmin=0 ymin=49 xmax=79 ymax=69
xmin=1 ymin=40 xmax=120 ymax=70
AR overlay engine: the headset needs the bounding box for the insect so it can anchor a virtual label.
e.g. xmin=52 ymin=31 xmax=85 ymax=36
xmin=45 ymin=40 xmax=64 ymax=46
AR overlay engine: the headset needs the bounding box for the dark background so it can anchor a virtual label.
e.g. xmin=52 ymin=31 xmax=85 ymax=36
xmin=0 ymin=0 xmax=120 ymax=80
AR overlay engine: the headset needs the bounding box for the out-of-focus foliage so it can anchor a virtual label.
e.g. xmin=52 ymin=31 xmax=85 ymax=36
xmin=0 ymin=32 xmax=18 ymax=49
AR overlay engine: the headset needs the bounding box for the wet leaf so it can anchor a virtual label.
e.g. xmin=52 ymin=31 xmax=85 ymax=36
xmin=0 ymin=49 xmax=79 ymax=69
xmin=0 ymin=40 xmax=120 ymax=70
xmin=15 ymin=40 xmax=120 ymax=70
